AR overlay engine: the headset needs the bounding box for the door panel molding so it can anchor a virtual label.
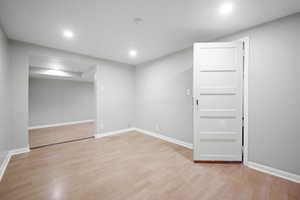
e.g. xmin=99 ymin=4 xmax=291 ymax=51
xmin=199 ymin=87 xmax=237 ymax=95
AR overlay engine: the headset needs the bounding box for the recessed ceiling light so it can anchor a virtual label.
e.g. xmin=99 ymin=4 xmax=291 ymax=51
xmin=129 ymin=49 xmax=137 ymax=58
xmin=219 ymin=2 xmax=234 ymax=15
xmin=63 ymin=30 xmax=74 ymax=39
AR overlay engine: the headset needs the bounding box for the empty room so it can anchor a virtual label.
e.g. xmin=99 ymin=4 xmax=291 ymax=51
xmin=0 ymin=0 xmax=299 ymax=199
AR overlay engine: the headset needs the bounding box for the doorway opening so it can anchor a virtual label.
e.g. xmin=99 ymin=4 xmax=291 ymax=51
xmin=27 ymin=55 xmax=97 ymax=149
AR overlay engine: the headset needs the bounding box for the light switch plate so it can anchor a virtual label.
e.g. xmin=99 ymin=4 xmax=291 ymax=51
xmin=186 ymin=89 xmax=191 ymax=96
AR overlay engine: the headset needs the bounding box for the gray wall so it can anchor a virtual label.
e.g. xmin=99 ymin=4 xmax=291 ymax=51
xmin=135 ymin=13 xmax=300 ymax=175
xmin=9 ymin=40 xmax=135 ymax=149
xmin=29 ymin=78 xmax=95 ymax=127
xmin=101 ymin=64 xmax=135 ymax=132
xmin=135 ymin=49 xmax=193 ymax=143
xmin=217 ymin=13 xmax=300 ymax=175
xmin=0 ymin=25 xmax=11 ymax=166
xmin=95 ymin=64 xmax=135 ymax=134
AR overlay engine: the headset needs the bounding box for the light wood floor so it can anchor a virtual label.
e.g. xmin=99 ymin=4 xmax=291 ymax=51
xmin=1 ymin=132 xmax=299 ymax=200
xmin=29 ymin=122 xmax=95 ymax=148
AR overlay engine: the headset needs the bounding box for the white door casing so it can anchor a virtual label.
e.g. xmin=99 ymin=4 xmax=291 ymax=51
xmin=193 ymin=42 xmax=244 ymax=161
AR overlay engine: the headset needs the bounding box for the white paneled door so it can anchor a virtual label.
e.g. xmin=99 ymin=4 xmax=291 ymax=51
xmin=193 ymin=42 xmax=244 ymax=162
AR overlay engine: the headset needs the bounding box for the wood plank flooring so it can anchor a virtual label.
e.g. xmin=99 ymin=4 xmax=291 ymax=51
xmin=29 ymin=122 xmax=95 ymax=148
xmin=1 ymin=131 xmax=299 ymax=200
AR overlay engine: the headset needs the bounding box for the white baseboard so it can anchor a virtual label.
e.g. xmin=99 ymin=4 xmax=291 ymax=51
xmin=247 ymin=161 xmax=300 ymax=183
xmin=135 ymin=128 xmax=193 ymax=149
xmin=0 ymin=151 xmax=11 ymax=181
xmin=28 ymin=119 xmax=94 ymax=130
xmin=94 ymin=128 xmax=136 ymax=139
xmin=94 ymin=127 xmax=193 ymax=150
xmin=9 ymin=147 xmax=30 ymax=156
xmin=0 ymin=147 xmax=30 ymax=182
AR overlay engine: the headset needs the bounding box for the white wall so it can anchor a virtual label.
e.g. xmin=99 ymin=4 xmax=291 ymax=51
xmin=29 ymin=78 xmax=95 ymax=127
xmin=9 ymin=40 xmax=135 ymax=149
xmin=135 ymin=13 xmax=300 ymax=176
xmin=0 ymin=25 xmax=11 ymax=166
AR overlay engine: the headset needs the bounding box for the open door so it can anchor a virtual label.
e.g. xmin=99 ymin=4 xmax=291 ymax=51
xmin=193 ymin=42 xmax=244 ymax=162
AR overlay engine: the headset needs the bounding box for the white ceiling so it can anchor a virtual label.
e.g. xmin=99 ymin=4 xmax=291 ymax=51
xmin=1 ymin=0 xmax=300 ymax=65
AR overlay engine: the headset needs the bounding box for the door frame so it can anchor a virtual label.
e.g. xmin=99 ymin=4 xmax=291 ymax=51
xmin=193 ymin=37 xmax=250 ymax=165
xmin=239 ymin=37 xmax=249 ymax=165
